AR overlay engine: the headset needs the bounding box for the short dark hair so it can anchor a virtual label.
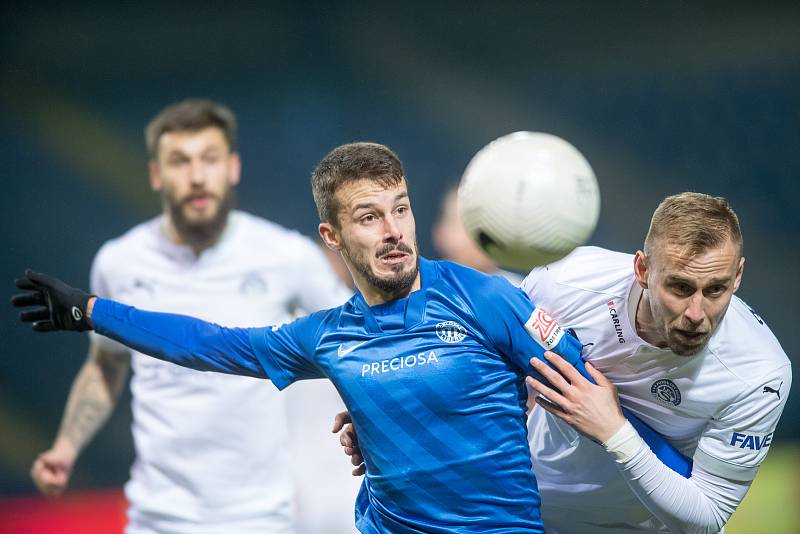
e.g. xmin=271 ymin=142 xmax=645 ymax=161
xmin=311 ymin=142 xmax=405 ymax=225
xmin=145 ymin=99 xmax=237 ymax=158
xmin=644 ymin=192 xmax=743 ymax=259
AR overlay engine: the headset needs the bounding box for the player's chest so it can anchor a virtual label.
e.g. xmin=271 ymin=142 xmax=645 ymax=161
xmin=317 ymin=313 xmax=518 ymax=402
xmin=107 ymin=261 xmax=298 ymax=325
xmin=593 ymin=344 xmax=731 ymax=440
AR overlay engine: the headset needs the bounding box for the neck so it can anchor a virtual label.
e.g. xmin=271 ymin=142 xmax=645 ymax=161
xmin=634 ymin=288 xmax=667 ymax=348
xmin=355 ymin=274 xmax=421 ymax=307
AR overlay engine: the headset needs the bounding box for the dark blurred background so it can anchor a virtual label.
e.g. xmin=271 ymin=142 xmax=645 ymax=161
xmin=1 ymin=0 xmax=797 ymax=514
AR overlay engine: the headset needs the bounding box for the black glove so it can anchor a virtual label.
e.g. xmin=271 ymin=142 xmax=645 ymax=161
xmin=11 ymin=269 xmax=94 ymax=332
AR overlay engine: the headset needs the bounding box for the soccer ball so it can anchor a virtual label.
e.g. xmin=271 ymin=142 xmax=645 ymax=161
xmin=458 ymin=132 xmax=600 ymax=271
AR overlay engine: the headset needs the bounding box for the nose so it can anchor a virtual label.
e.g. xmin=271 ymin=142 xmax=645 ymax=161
xmin=684 ymin=292 xmax=706 ymax=325
xmin=383 ymin=214 xmax=402 ymax=241
xmin=188 ymin=158 xmax=206 ymax=186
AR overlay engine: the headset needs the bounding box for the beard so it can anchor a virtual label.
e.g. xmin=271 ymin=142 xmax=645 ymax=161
xmin=166 ymin=187 xmax=235 ymax=248
xmin=343 ymin=239 xmax=419 ymax=297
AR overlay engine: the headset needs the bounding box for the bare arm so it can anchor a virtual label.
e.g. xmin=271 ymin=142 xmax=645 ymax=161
xmin=31 ymin=340 xmax=130 ymax=497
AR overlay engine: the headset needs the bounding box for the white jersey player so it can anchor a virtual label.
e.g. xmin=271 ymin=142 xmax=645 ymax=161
xmin=523 ymin=193 xmax=791 ymax=533
xmin=29 ymin=99 xmax=359 ymax=533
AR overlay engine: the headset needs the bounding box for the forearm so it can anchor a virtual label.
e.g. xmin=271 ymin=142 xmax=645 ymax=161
xmin=90 ymin=298 xmax=266 ymax=378
xmin=604 ymin=422 xmax=748 ymax=533
xmin=55 ymin=348 xmax=129 ymax=456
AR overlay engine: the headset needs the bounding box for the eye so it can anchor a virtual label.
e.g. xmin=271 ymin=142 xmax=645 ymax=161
xmin=670 ymin=282 xmax=694 ymax=296
xmin=167 ymin=155 xmax=189 ymax=167
xmin=704 ymin=285 xmax=727 ymax=297
xmin=360 ymin=213 xmax=378 ymax=224
xmin=202 ymin=152 xmax=220 ymax=164
xmin=395 ymin=205 xmax=409 ymax=216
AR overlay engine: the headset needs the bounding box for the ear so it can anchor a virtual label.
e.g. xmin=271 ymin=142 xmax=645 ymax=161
xmin=149 ymin=159 xmax=161 ymax=192
xmin=633 ymin=250 xmax=649 ymax=289
xmin=733 ymin=256 xmax=745 ymax=292
xmin=319 ymin=222 xmax=342 ymax=251
xmin=228 ymin=152 xmax=242 ymax=187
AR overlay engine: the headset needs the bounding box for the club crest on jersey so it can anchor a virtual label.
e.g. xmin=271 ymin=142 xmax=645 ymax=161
xmin=240 ymin=272 xmax=267 ymax=295
xmin=650 ymin=379 xmax=682 ymax=406
xmin=729 ymin=431 xmax=773 ymax=450
xmin=524 ymin=308 xmax=564 ymax=350
xmin=436 ymin=321 xmax=467 ymax=343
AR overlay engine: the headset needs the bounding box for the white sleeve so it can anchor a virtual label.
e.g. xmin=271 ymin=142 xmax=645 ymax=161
xmin=293 ymin=239 xmax=353 ymax=312
xmin=603 ymin=361 xmax=791 ymax=533
xmin=606 ymin=428 xmax=749 ymax=534
xmin=88 ymin=247 xmax=130 ymax=354
xmin=693 ymin=363 xmax=791 ymax=481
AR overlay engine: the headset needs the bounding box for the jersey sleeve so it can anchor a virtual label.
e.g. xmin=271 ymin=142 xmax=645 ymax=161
xmin=248 ymin=311 xmax=328 ymax=390
xmin=471 ymin=273 xmax=586 ymax=379
xmin=694 ymin=363 xmax=792 ymax=481
xmin=293 ymin=239 xmax=353 ymax=312
xmin=88 ymin=245 xmax=131 ymax=355
xmin=92 ymin=298 xmax=267 ymax=378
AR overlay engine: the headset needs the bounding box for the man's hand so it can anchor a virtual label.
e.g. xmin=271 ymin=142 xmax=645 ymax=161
xmin=11 ymin=270 xmax=94 ymax=332
xmin=332 ymin=411 xmax=365 ymax=476
xmin=30 ymin=439 xmax=78 ymax=498
xmin=527 ymin=351 xmax=627 ymax=444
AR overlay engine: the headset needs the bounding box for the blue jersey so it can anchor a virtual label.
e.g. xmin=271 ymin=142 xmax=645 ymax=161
xmin=92 ymin=258 xmax=586 ymax=533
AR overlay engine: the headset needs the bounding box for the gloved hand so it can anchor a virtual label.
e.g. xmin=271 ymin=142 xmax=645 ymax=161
xmin=11 ymin=269 xmax=93 ymax=332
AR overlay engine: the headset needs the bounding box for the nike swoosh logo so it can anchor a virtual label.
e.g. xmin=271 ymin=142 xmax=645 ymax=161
xmin=338 ymin=340 xmax=369 ymax=358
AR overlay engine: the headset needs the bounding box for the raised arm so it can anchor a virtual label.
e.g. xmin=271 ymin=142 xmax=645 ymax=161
xmin=13 ymin=270 xmax=267 ymax=379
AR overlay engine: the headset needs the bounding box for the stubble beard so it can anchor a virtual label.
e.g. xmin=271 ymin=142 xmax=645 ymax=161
xmin=343 ymin=239 xmax=419 ymax=298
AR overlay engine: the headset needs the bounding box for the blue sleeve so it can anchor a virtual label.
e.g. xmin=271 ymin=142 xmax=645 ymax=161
xmin=470 ymin=274 xmax=586 ymax=380
xmin=91 ymin=298 xmax=267 ymax=378
xmin=248 ymin=312 xmax=327 ymax=390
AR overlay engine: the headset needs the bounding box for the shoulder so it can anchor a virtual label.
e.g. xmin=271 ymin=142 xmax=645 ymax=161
xmin=707 ymin=295 xmax=791 ymax=386
xmin=520 ymin=246 xmax=634 ymax=316
xmin=435 ymin=259 xmax=519 ymax=295
xmin=522 ymin=246 xmax=632 ymax=293
xmin=92 ymin=217 xmax=160 ymax=271
xmin=230 ymin=211 xmax=325 ymax=269
xmin=232 ymin=211 xmax=317 ymax=250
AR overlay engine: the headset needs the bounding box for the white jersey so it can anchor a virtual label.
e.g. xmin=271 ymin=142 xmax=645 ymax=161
xmin=521 ymin=246 xmax=791 ymax=532
xmin=90 ymin=210 xmax=355 ymax=534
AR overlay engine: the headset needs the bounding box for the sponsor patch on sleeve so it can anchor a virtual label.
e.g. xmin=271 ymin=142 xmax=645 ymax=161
xmin=729 ymin=431 xmax=774 ymax=451
xmin=524 ymin=308 xmax=565 ymax=350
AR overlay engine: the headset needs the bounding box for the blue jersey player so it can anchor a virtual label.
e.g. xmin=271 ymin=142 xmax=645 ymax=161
xmin=12 ymin=142 xmax=684 ymax=533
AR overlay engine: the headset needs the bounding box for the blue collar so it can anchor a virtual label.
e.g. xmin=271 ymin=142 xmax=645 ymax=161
xmin=351 ymin=257 xmax=437 ymax=334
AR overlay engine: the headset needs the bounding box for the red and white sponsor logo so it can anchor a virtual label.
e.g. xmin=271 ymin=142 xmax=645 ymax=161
xmin=524 ymin=308 xmax=564 ymax=350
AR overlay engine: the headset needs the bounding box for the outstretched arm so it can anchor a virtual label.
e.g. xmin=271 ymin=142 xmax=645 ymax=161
xmin=88 ymin=298 xmax=265 ymax=378
xmin=13 ymin=270 xmax=267 ymax=379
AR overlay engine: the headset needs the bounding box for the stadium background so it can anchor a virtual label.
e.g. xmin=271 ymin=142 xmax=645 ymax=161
xmin=1 ymin=2 xmax=797 ymax=532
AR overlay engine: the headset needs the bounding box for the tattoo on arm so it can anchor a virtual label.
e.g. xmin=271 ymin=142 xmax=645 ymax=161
xmin=57 ymin=347 xmax=130 ymax=454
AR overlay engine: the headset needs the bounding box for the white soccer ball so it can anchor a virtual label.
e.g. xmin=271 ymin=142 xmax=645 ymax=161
xmin=458 ymin=131 xmax=600 ymax=271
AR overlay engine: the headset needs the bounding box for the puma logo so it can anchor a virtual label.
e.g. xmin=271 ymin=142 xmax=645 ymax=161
xmin=762 ymin=382 xmax=782 ymax=400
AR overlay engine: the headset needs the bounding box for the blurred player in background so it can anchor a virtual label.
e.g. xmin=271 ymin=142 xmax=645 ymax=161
xmin=28 ymin=99 xmax=358 ymax=533
xmin=431 ymin=185 xmax=521 ymax=284
xmin=524 ymin=192 xmax=791 ymax=532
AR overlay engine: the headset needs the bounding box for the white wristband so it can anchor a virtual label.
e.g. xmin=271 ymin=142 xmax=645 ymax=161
xmin=603 ymin=420 xmax=645 ymax=463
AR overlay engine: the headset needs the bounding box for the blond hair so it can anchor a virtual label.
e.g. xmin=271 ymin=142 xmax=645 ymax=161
xmin=644 ymin=192 xmax=743 ymax=258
